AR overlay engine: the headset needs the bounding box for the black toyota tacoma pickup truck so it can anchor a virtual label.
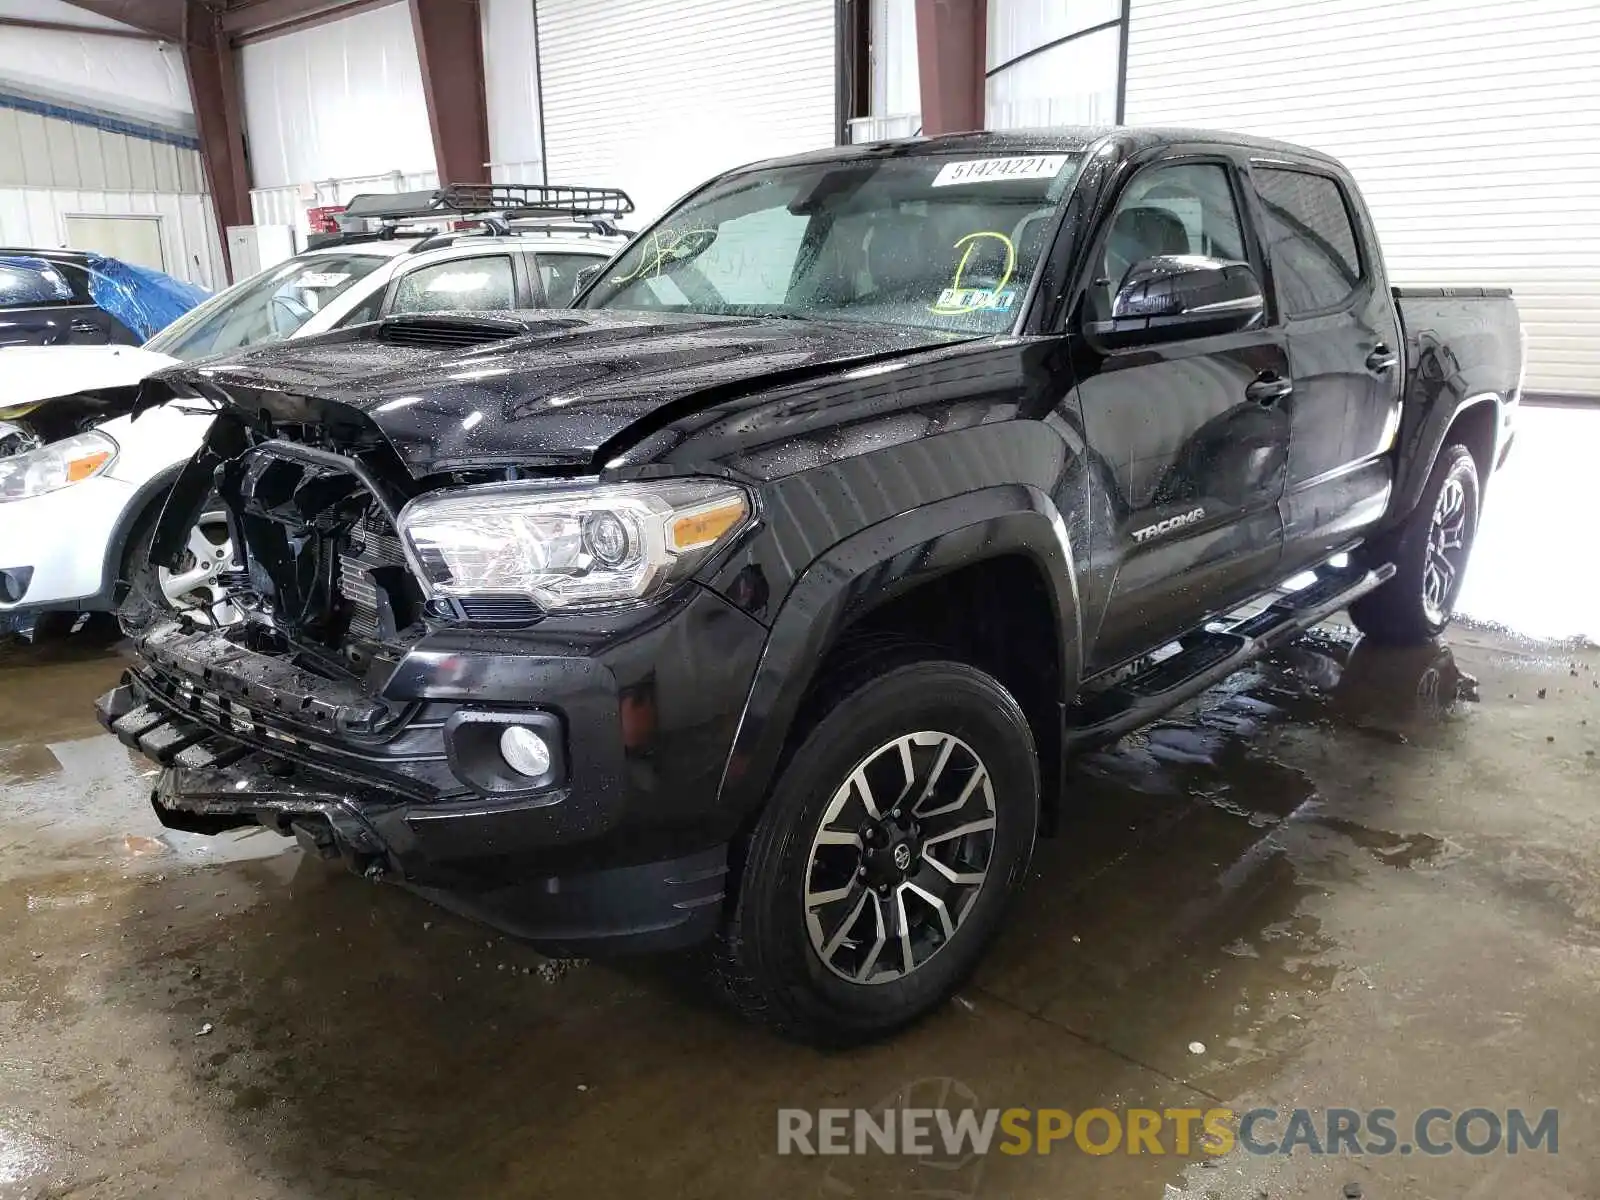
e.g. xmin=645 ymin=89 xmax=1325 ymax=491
xmin=99 ymin=128 xmax=1521 ymax=1044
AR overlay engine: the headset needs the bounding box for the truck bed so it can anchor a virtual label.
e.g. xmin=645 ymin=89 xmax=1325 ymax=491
xmin=1393 ymin=286 xmax=1522 ymax=405
xmin=1389 ymin=285 xmax=1523 ymax=522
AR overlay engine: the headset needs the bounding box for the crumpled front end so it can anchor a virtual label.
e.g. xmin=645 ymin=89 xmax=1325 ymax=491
xmin=101 ymin=397 xmax=767 ymax=953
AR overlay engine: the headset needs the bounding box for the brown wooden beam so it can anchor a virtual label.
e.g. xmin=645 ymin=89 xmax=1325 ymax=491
xmin=183 ymin=1 xmax=252 ymax=281
xmin=58 ymin=0 xmax=182 ymax=41
xmin=0 ymin=15 xmax=157 ymax=40
xmin=409 ymin=0 xmax=489 ymax=186
xmin=914 ymin=0 xmax=986 ymax=135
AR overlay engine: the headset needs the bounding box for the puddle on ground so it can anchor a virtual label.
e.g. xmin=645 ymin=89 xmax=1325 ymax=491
xmin=0 ymin=609 xmax=1595 ymax=1197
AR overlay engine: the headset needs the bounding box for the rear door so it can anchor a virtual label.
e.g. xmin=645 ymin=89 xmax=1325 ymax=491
xmin=1248 ymin=162 xmax=1403 ymax=570
xmin=1072 ymin=150 xmax=1291 ymax=670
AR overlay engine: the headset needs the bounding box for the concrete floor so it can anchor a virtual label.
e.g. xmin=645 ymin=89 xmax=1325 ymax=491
xmin=0 ymin=410 xmax=1595 ymax=1199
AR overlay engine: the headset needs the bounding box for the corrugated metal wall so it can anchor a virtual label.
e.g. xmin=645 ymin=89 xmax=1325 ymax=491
xmin=0 ymin=104 xmax=203 ymax=193
xmin=535 ymin=0 xmax=837 ymax=221
xmin=1125 ymin=0 xmax=1600 ymax=399
xmin=0 ymin=105 xmax=225 ymax=289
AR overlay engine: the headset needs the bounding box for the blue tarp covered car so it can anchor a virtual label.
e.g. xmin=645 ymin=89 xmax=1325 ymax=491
xmin=0 ymin=248 xmax=208 ymax=347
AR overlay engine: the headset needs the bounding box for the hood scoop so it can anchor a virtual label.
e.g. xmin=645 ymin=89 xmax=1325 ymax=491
xmin=375 ymin=315 xmax=531 ymax=348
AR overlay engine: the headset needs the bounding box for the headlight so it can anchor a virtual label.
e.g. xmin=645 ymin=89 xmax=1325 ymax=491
xmin=0 ymin=431 xmax=117 ymax=503
xmin=397 ymin=478 xmax=752 ymax=611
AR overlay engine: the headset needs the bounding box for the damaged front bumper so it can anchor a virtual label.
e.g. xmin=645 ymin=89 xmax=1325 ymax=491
xmin=97 ymin=594 xmax=770 ymax=952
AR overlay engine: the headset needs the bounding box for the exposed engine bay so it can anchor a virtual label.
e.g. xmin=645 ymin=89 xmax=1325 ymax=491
xmin=152 ymin=403 xmax=442 ymax=684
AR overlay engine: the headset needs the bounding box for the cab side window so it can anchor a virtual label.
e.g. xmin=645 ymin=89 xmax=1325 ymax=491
xmin=1254 ymin=167 xmax=1362 ymax=315
xmin=391 ymin=256 xmax=516 ymax=314
xmin=1097 ymin=162 xmax=1248 ymax=316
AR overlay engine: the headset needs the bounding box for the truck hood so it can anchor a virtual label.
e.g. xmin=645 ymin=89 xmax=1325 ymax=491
xmin=143 ymin=311 xmax=968 ymax=475
xmin=0 ymin=344 xmax=177 ymax=419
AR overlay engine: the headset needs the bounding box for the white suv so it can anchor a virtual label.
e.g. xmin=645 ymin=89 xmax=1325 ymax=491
xmin=0 ymin=207 xmax=625 ymax=635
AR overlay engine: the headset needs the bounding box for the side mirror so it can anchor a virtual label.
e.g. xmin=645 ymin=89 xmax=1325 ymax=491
xmin=1091 ymin=255 xmax=1264 ymax=348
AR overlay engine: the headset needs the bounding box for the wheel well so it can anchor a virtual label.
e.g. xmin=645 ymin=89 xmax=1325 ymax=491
xmin=104 ymin=482 xmax=167 ymax=595
xmin=803 ymin=556 xmax=1064 ymax=818
xmin=1444 ymin=399 xmax=1498 ymax=489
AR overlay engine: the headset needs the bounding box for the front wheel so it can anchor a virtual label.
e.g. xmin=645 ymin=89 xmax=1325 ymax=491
xmin=1350 ymin=443 xmax=1481 ymax=645
xmin=715 ymin=657 xmax=1039 ymax=1046
xmin=118 ymin=509 xmax=239 ymax=635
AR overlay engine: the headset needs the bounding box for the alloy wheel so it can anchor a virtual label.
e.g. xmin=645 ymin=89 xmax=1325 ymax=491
xmin=803 ymin=731 xmax=997 ymax=985
xmin=158 ymin=516 xmax=238 ymax=625
xmin=1421 ymin=475 xmax=1470 ymax=626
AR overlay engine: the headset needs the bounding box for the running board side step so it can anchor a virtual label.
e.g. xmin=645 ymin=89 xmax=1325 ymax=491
xmin=1064 ymin=561 xmax=1396 ymax=752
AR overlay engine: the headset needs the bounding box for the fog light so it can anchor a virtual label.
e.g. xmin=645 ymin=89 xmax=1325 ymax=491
xmin=499 ymin=725 xmax=553 ymax=777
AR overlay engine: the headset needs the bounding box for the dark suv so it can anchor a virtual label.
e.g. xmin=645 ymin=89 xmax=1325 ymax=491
xmin=0 ymin=248 xmax=201 ymax=346
xmin=100 ymin=128 xmax=1521 ymax=1044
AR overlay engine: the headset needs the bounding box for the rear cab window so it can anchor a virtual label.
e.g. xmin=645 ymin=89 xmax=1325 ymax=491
xmin=582 ymin=150 xmax=1083 ymax=335
xmin=1253 ymin=166 xmax=1364 ymax=315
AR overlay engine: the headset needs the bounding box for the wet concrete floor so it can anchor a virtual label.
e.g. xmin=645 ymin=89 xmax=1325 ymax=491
xmin=1 ymin=410 xmax=1597 ymax=1200
xmin=2 ymin=616 xmax=1596 ymax=1199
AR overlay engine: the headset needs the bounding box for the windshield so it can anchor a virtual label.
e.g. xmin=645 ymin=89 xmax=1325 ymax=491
xmin=581 ymin=152 xmax=1081 ymax=334
xmin=146 ymin=252 xmax=387 ymax=361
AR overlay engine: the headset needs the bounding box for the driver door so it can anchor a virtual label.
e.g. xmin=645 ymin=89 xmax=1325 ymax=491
xmin=1073 ymin=153 xmax=1291 ymax=670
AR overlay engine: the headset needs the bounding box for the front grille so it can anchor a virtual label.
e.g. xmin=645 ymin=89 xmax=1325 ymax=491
xmin=337 ymin=510 xmax=410 ymax=641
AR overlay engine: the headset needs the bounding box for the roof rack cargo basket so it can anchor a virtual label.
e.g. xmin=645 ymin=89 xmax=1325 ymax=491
xmin=341 ymin=183 xmax=635 ymax=224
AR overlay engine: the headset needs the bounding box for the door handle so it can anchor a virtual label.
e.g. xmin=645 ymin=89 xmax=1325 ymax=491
xmin=1366 ymin=344 xmax=1399 ymax=373
xmin=68 ymin=319 xmax=101 ymax=334
xmin=1246 ymin=372 xmax=1293 ymax=407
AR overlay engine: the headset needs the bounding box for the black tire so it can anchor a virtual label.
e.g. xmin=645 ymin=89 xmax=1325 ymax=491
xmin=1349 ymin=443 xmax=1480 ymax=645
xmin=714 ymin=653 xmax=1039 ymax=1046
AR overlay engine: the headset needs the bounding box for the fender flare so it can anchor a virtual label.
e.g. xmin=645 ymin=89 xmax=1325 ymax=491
xmin=1391 ymin=391 xmax=1503 ymax=521
xmin=714 ymin=483 xmax=1083 ymax=821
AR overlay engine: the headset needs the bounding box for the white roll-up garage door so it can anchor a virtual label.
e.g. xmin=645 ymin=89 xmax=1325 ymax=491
xmin=535 ymin=0 xmax=837 ymax=222
xmin=1124 ymin=0 xmax=1600 ymax=399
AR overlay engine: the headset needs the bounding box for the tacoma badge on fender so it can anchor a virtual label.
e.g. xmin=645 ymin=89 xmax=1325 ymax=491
xmin=1130 ymin=506 xmax=1208 ymax=543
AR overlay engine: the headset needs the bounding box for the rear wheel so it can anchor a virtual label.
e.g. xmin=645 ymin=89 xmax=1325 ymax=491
xmin=1350 ymin=443 xmax=1480 ymax=645
xmin=715 ymin=655 xmax=1039 ymax=1046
